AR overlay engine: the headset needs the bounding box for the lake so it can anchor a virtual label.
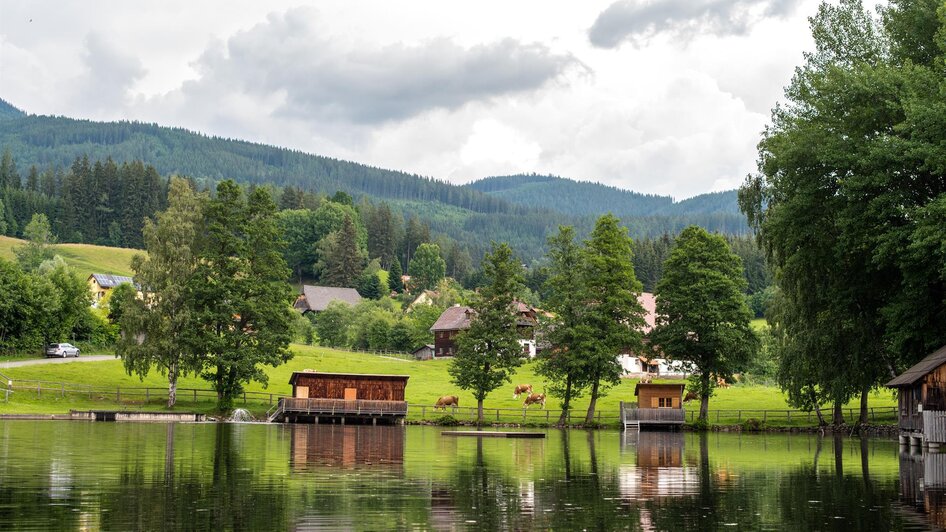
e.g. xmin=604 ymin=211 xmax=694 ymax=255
xmin=0 ymin=421 xmax=939 ymax=530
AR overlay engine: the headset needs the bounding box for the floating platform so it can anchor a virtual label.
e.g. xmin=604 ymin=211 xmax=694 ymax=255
xmin=441 ymin=431 xmax=545 ymax=439
xmin=71 ymin=410 xmax=206 ymax=422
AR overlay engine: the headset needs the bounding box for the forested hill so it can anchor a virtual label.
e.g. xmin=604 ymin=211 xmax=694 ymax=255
xmin=468 ymin=174 xmax=742 ymax=218
xmin=0 ymin=108 xmax=520 ymax=216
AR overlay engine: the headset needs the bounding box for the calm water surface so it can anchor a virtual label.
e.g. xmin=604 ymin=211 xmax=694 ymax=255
xmin=0 ymin=421 xmax=939 ymax=530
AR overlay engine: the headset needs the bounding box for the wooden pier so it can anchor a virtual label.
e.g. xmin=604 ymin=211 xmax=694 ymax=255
xmin=267 ymin=397 xmax=408 ymax=425
xmin=620 ymin=401 xmax=685 ymax=429
xmin=441 ymin=431 xmax=545 ymax=439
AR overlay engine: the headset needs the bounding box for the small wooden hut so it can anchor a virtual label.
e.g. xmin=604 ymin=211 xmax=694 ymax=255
xmin=620 ymin=383 xmax=686 ymax=429
xmin=268 ymin=371 xmax=409 ymax=425
xmin=887 ymin=344 xmax=946 ymax=447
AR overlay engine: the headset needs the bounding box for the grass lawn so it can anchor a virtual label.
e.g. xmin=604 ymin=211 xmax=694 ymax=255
xmin=0 ymin=344 xmax=897 ymax=426
xmin=0 ymin=235 xmax=140 ymax=277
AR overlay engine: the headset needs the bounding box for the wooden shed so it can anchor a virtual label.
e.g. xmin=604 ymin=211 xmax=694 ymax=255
xmin=621 ymin=383 xmax=686 ymax=429
xmin=268 ymin=371 xmax=409 ymax=425
xmin=887 ymin=344 xmax=946 ymax=447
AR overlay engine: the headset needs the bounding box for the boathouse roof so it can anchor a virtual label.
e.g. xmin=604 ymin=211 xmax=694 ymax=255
xmin=288 ymin=371 xmax=410 ymax=385
xmin=887 ymin=344 xmax=946 ymax=387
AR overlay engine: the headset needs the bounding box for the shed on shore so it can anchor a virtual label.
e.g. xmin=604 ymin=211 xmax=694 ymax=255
xmin=887 ymin=344 xmax=946 ymax=446
xmin=269 ymin=371 xmax=410 ymax=425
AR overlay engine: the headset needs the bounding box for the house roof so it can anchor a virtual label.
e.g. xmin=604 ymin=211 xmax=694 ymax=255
xmin=634 ymin=382 xmax=686 ymax=396
xmin=412 ymin=344 xmax=435 ymax=354
xmin=289 ymin=371 xmax=410 ymax=385
xmin=295 ymin=285 xmax=362 ymax=313
xmin=430 ymin=305 xmax=474 ymax=332
xmin=89 ymin=273 xmax=135 ymax=289
xmin=887 ymin=344 xmax=946 ymax=387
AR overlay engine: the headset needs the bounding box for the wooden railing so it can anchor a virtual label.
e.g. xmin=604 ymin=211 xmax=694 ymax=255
xmin=276 ymin=397 xmax=409 ymax=416
xmin=622 ymin=404 xmax=686 ymax=424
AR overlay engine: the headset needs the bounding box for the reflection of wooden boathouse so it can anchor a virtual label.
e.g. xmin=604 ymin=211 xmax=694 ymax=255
xmin=268 ymin=371 xmax=409 ymax=424
xmin=290 ymin=425 xmax=405 ymax=469
xmin=900 ymin=450 xmax=946 ymax=529
xmin=886 ymin=345 xmax=946 ymax=448
xmin=620 ymin=383 xmax=686 ymax=429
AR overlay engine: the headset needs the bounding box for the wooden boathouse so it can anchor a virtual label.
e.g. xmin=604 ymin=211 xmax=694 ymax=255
xmin=267 ymin=371 xmax=409 ymax=425
xmin=887 ymin=344 xmax=946 ymax=449
xmin=620 ymin=383 xmax=686 ymax=430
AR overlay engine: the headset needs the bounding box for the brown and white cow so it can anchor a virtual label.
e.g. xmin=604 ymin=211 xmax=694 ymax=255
xmin=523 ymin=393 xmax=546 ymax=408
xmin=683 ymin=391 xmax=699 ymax=403
xmin=513 ymin=384 xmax=533 ymax=399
xmin=434 ymin=395 xmax=459 ymax=410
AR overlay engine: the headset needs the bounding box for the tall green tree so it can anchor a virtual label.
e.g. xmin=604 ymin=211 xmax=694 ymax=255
xmin=13 ymin=213 xmax=56 ymax=272
xmin=366 ymin=201 xmax=401 ymax=268
xmin=576 ymin=214 xmax=646 ymax=423
xmin=186 ymin=181 xmax=294 ymax=409
xmin=117 ymin=178 xmax=204 ymax=407
xmin=315 ymin=213 xmax=366 ymax=287
xmin=649 ymin=226 xmax=758 ymax=423
xmin=388 ymin=258 xmax=404 ymax=293
xmin=408 ymin=243 xmax=446 ymax=292
xmin=36 ymin=257 xmax=91 ymax=354
xmin=535 ymin=226 xmax=587 ymax=425
xmin=449 ymin=242 xmax=524 ymax=424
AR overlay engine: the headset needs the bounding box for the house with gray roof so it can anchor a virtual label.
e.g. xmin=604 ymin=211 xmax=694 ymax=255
xmin=87 ymin=273 xmax=136 ymax=306
xmin=294 ymin=285 xmax=363 ymax=314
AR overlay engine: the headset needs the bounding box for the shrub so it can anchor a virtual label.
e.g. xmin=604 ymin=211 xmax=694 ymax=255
xmin=433 ymin=415 xmax=460 ymax=426
xmin=742 ymin=418 xmax=765 ymax=432
xmin=688 ymin=418 xmax=710 ymax=432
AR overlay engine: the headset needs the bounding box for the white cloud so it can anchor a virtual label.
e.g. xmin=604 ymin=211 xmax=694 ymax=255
xmin=0 ymin=0 xmax=821 ymax=198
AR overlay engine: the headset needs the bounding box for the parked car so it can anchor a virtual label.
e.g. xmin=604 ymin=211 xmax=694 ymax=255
xmin=45 ymin=343 xmax=80 ymax=358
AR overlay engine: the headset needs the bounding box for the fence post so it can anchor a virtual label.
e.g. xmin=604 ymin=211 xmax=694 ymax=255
xmin=61 ymin=383 xmax=65 ymax=398
xmin=496 ymin=409 xmax=500 ymax=422
xmin=270 ymin=394 xmax=274 ymax=406
xmin=421 ymin=406 xmax=426 ymax=419
xmin=243 ymin=391 xmax=247 ymax=405
xmin=870 ymin=407 xmax=874 ymax=421
xmin=546 ymin=410 xmax=550 ymax=423
xmin=787 ymin=410 xmax=791 ymax=423
xmin=716 ymin=410 xmax=720 ymax=423
xmin=738 ymin=410 xmax=742 ymax=421
xmin=37 ymin=384 xmax=41 ymax=398
xmin=523 ymin=408 xmax=527 ymax=423
xmin=763 ymin=411 xmax=767 ymax=423
xmin=193 ymin=389 xmax=197 ymax=402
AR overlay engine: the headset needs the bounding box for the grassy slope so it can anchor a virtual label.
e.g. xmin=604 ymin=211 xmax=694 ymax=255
xmin=0 ymin=236 xmax=139 ymax=277
xmin=0 ymin=344 xmax=896 ymax=425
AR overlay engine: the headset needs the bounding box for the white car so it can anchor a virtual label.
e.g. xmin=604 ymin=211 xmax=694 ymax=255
xmin=45 ymin=343 xmax=80 ymax=358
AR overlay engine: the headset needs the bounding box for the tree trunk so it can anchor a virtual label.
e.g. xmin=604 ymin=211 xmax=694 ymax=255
xmin=585 ymin=379 xmax=599 ymax=424
xmin=558 ymin=375 xmax=572 ymax=426
xmin=809 ymin=389 xmax=826 ymax=426
xmin=699 ymin=374 xmax=710 ymax=423
xmin=477 ymin=398 xmax=484 ymax=425
xmin=859 ymin=386 xmax=869 ymax=426
xmin=833 ymin=401 xmax=844 ymax=426
xmin=167 ymin=361 xmax=178 ymax=408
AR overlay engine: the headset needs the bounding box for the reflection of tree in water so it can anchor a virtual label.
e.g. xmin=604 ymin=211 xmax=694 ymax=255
xmin=97 ymin=424 xmax=291 ymax=530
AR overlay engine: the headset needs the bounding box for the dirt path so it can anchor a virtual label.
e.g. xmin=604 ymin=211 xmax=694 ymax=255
xmin=0 ymin=355 xmax=115 ymax=368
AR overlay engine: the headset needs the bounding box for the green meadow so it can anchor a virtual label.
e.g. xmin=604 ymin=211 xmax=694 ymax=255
xmin=0 ymin=344 xmax=897 ymax=426
xmin=0 ymin=235 xmax=139 ymax=277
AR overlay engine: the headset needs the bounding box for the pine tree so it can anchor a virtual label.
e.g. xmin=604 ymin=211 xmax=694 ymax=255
xmin=388 ymin=259 xmax=404 ymax=293
xmin=408 ymin=243 xmax=446 ymax=292
xmin=315 ymin=214 xmax=366 ymax=287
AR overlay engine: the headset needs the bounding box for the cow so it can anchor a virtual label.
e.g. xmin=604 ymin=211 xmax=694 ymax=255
xmin=434 ymin=395 xmax=459 ymax=411
xmin=523 ymin=393 xmax=546 ymax=408
xmin=716 ymin=376 xmax=731 ymax=388
xmin=513 ymin=384 xmax=533 ymax=399
xmin=639 ymin=374 xmax=653 ymax=385
xmin=683 ymin=391 xmax=699 ymax=403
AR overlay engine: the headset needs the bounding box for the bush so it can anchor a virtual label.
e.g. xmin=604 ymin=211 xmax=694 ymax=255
xmin=432 ymin=415 xmax=460 ymax=426
xmin=742 ymin=418 xmax=765 ymax=432
xmin=688 ymin=418 xmax=710 ymax=432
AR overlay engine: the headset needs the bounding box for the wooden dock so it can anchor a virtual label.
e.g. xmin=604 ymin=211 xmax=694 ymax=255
xmin=267 ymin=397 xmax=408 ymax=425
xmin=620 ymin=401 xmax=685 ymax=430
xmin=441 ymin=431 xmax=545 ymax=439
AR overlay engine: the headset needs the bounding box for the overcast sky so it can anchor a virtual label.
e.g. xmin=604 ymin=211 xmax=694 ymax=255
xmin=0 ymin=0 xmax=818 ymax=198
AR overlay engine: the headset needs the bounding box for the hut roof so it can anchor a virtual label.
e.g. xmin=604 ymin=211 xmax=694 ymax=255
xmin=887 ymin=344 xmax=946 ymax=387
xmin=430 ymin=305 xmax=474 ymax=332
xmin=89 ymin=273 xmax=135 ymax=289
xmin=289 ymin=371 xmax=410 ymax=385
xmin=411 ymin=344 xmax=434 ymax=354
xmin=633 ymin=382 xmax=685 ymax=397
xmin=295 ymin=285 xmax=362 ymax=313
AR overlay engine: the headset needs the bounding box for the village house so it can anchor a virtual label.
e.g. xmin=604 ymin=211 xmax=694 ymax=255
xmin=411 ymin=344 xmax=435 ymax=360
xmin=293 ymin=285 xmax=362 ymax=314
xmin=617 ymin=292 xmax=689 ymax=378
xmin=887 ymin=344 xmax=946 ymax=449
xmin=87 ymin=273 xmax=135 ymax=306
xmin=429 ymin=301 xmax=539 ymax=358
xmin=621 ymin=382 xmax=687 ymax=429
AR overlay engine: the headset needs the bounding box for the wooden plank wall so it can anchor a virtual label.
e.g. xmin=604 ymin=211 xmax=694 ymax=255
xmin=294 ymin=375 xmax=407 ymax=401
xmin=638 ymin=387 xmax=682 ymax=409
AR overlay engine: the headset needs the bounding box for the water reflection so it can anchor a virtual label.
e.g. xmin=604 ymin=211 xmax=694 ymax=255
xmin=0 ymin=421 xmax=931 ymax=530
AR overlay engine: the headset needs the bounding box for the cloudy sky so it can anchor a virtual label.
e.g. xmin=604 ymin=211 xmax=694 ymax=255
xmin=0 ymin=0 xmax=818 ymax=198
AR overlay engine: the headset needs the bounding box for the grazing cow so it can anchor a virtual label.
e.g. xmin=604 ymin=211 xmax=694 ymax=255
xmin=683 ymin=391 xmax=699 ymax=403
xmin=639 ymin=374 xmax=653 ymax=385
xmin=434 ymin=395 xmax=459 ymax=410
xmin=513 ymin=384 xmax=533 ymax=399
xmin=716 ymin=376 xmax=731 ymax=388
xmin=523 ymin=393 xmax=546 ymax=408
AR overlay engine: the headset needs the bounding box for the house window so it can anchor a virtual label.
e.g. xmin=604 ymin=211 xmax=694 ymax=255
xmin=658 ymin=397 xmax=669 ymax=408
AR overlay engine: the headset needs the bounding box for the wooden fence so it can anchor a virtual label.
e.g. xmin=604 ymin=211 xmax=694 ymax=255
xmin=3 ymin=378 xmax=898 ymax=426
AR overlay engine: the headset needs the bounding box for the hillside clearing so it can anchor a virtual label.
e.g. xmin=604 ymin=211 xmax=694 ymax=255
xmin=0 ymin=235 xmax=139 ymax=277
